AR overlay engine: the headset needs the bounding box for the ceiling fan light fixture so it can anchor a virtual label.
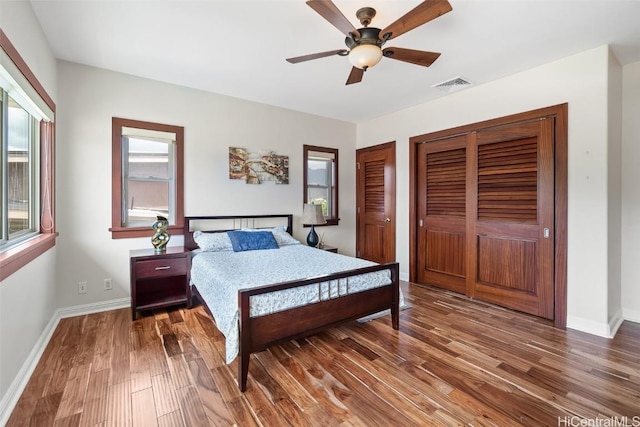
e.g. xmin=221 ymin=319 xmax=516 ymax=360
xmin=348 ymin=44 xmax=383 ymax=69
xmin=290 ymin=0 xmax=453 ymax=84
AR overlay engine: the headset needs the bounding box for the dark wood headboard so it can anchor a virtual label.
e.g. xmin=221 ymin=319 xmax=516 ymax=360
xmin=183 ymin=214 xmax=294 ymax=251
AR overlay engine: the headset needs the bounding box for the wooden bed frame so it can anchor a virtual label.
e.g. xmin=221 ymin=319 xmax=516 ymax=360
xmin=184 ymin=214 xmax=400 ymax=392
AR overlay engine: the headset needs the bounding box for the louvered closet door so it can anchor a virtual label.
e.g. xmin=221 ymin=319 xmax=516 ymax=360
xmin=471 ymin=119 xmax=555 ymax=318
xmin=356 ymin=143 xmax=396 ymax=264
xmin=416 ymin=118 xmax=555 ymax=319
xmin=416 ymin=136 xmax=468 ymax=294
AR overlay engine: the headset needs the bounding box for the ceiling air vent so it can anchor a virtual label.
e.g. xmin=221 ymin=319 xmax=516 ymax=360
xmin=432 ymin=76 xmax=472 ymax=93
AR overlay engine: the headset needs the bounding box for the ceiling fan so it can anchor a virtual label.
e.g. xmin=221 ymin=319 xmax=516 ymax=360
xmin=286 ymin=0 xmax=453 ymax=85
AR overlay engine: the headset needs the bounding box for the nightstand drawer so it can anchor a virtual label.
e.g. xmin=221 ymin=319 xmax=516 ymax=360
xmin=135 ymin=258 xmax=187 ymax=279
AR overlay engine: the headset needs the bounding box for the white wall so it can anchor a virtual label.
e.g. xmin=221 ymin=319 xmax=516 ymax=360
xmin=55 ymin=61 xmax=357 ymax=308
xmin=0 ymin=252 xmax=58 ymax=398
xmin=0 ymin=0 xmax=58 ymax=410
xmin=621 ymin=61 xmax=640 ymax=323
xmin=607 ymin=50 xmax=623 ymax=333
xmin=357 ymin=45 xmax=615 ymax=336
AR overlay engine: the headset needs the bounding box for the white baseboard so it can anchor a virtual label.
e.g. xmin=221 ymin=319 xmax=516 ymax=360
xmin=0 ymin=297 xmax=130 ymax=425
xmin=57 ymin=297 xmax=130 ymax=319
xmin=400 ymin=271 xmax=409 ymax=282
xmin=566 ymin=315 xmax=611 ymax=338
xmin=0 ymin=308 xmax=61 ymax=426
xmin=622 ymin=307 xmax=640 ymax=324
xmin=608 ymin=308 xmax=624 ymax=338
xmin=567 ymin=308 xmax=640 ymax=338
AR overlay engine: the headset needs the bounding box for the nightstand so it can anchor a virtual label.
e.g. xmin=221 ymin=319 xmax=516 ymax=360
xmin=319 ymin=245 xmax=338 ymax=253
xmin=130 ymin=247 xmax=191 ymax=320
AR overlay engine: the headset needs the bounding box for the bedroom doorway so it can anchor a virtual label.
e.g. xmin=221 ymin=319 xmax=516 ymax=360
xmin=409 ymin=104 xmax=567 ymax=327
xmin=356 ymin=142 xmax=396 ymax=264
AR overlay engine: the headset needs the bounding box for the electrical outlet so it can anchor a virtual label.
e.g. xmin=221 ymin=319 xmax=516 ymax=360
xmin=104 ymin=278 xmax=112 ymax=290
xmin=78 ymin=281 xmax=87 ymax=294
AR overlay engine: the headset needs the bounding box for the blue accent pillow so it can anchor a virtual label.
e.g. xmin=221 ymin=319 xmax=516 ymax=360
xmin=227 ymin=230 xmax=279 ymax=252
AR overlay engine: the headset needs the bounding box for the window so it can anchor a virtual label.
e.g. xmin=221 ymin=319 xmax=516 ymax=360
xmin=111 ymin=118 xmax=184 ymax=239
xmin=303 ymin=145 xmax=339 ymax=225
xmin=0 ymin=29 xmax=56 ymax=281
xmin=1 ymin=92 xmax=38 ymax=244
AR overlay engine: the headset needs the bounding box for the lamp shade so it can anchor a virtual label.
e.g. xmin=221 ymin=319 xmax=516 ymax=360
xmin=302 ymin=203 xmax=326 ymax=225
xmin=348 ymin=44 xmax=383 ymax=69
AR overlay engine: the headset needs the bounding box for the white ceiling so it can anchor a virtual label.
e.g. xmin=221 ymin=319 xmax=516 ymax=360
xmin=29 ymin=0 xmax=640 ymax=123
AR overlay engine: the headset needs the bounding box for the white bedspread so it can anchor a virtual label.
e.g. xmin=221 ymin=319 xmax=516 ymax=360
xmin=190 ymin=244 xmax=399 ymax=363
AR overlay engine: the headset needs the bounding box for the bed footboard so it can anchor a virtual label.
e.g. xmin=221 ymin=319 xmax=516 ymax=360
xmin=237 ymin=262 xmax=399 ymax=391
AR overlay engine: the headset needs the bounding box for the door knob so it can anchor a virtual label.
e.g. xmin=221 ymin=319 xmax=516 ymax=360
xmin=384 ymin=217 xmax=391 ymax=223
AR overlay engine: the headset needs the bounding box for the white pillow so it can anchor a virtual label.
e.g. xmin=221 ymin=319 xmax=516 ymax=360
xmin=241 ymin=226 xmax=300 ymax=246
xmin=193 ymin=230 xmax=234 ymax=251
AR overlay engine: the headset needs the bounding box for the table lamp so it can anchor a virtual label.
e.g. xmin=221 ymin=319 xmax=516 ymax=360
xmin=302 ymin=203 xmax=326 ymax=247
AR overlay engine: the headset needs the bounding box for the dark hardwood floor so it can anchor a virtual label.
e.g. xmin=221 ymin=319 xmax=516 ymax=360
xmin=7 ymin=282 xmax=640 ymax=426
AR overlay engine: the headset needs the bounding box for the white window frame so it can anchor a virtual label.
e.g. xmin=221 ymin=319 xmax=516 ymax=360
xmin=0 ymin=90 xmax=40 ymax=248
xmin=121 ymin=129 xmax=176 ymax=227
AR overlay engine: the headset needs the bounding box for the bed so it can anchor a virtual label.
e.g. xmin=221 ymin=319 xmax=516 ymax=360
xmin=184 ymin=214 xmax=400 ymax=392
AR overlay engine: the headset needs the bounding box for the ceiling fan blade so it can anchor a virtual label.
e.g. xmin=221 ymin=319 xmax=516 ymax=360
xmin=346 ymin=67 xmax=364 ymax=85
xmin=379 ymin=0 xmax=452 ymax=41
xmin=286 ymin=49 xmax=348 ymax=64
xmin=382 ymin=47 xmax=441 ymax=67
xmin=306 ymin=0 xmax=360 ymax=38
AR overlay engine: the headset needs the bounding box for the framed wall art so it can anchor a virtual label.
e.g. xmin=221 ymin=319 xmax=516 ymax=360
xmin=229 ymin=147 xmax=289 ymax=184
